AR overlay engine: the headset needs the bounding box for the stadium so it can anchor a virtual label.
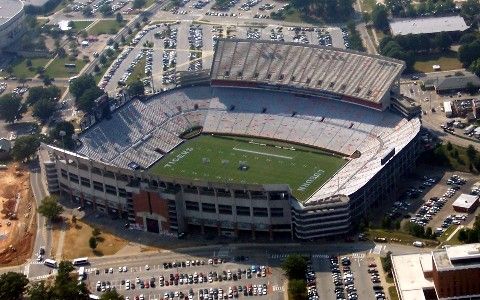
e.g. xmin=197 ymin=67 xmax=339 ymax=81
xmin=40 ymin=39 xmax=421 ymax=240
xmin=0 ymin=0 xmax=25 ymax=50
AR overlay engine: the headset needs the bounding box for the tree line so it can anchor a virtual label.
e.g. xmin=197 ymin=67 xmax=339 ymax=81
xmin=290 ymin=0 xmax=354 ymax=22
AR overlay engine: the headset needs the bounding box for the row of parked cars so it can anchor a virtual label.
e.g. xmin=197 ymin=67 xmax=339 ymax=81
xmin=0 ymin=82 xmax=6 ymax=94
xmin=269 ymin=27 xmax=284 ymax=41
xmin=330 ymin=256 xmax=356 ymax=300
xmin=366 ymin=264 xmax=385 ymax=300
xmin=340 ymin=28 xmax=350 ymax=49
xmin=317 ymin=29 xmax=332 ymax=47
xmin=246 ymin=28 xmax=261 ymax=39
xmin=306 ymin=261 xmax=318 ymax=300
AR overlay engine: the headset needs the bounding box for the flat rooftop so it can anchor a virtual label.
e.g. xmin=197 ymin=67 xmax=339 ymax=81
xmin=0 ymin=0 xmax=23 ymax=26
xmin=390 ymin=16 xmax=469 ymax=36
xmin=433 ymin=243 xmax=480 ymax=270
xmin=211 ymin=39 xmax=405 ymax=105
xmin=392 ymin=253 xmax=434 ymax=300
xmin=452 ymin=193 xmax=478 ymax=210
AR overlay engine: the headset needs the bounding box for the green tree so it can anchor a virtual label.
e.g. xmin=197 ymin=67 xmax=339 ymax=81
xmin=0 ymin=93 xmax=25 ymax=123
xmin=433 ymin=32 xmax=453 ymax=51
xmin=458 ymin=228 xmax=467 ymax=241
xmin=447 ymin=141 xmax=453 ymax=151
xmin=99 ymin=3 xmax=113 ymax=16
xmin=28 ymin=281 xmax=54 ymax=300
xmin=94 ymin=64 xmax=101 ymax=73
xmin=372 ymin=4 xmax=389 ymax=31
xmin=57 ymin=47 xmax=67 ymax=58
xmin=467 ymin=144 xmax=477 ymax=161
xmin=127 ymin=80 xmax=145 ymax=97
xmin=461 ymin=0 xmax=480 ymax=22
xmin=43 ymin=75 xmax=53 ymax=86
xmin=0 ymin=272 xmax=29 ymax=300
xmin=133 ymin=0 xmax=147 ymax=8
xmin=281 ymin=254 xmax=307 ymax=280
xmin=89 ymin=236 xmax=98 ymax=250
xmin=82 ymin=5 xmax=93 ymax=17
xmin=26 ymin=59 xmax=32 ymax=67
xmin=100 ymin=289 xmax=125 ymax=300
xmin=425 ymin=227 xmax=433 ymax=239
xmin=470 ymin=58 xmax=480 ymax=76
xmin=11 ymin=135 xmax=40 ymax=161
xmin=26 ymin=86 xmax=61 ymax=106
xmin=53 ymin=261 xmax=89 ymax=300
xmin=38 ymin=195 xmax=63 ymax=222
xmin=116 ymin=12 xmax=123 ymax=23
xmin=381 ymin=216 xmax=392 ymax=229
xmin=33 ymin=98 xmax=56 ymax=122
xmin=288 ymin=279 xmax=308 ymax=300
xmin=381 ymin=251 xmax=393 ymax=275
xmin=77 ymin=86 xmax=104 ymax=112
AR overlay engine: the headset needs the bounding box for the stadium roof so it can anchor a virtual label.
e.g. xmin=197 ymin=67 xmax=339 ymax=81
xmin=390 ymin=16 xmax=469 ymax=36
xmin=211 ymin=39 xmax=405 ymax=106
xmin=0 ymin=0 xmax=23 ymax=26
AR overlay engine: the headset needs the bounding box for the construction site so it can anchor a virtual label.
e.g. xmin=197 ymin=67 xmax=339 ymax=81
xmin=0 ymin=163 xmax=36 ymax=266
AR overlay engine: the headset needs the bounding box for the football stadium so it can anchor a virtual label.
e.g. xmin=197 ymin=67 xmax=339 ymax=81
xmin=40 ymin=39 xmax=422 ymax=240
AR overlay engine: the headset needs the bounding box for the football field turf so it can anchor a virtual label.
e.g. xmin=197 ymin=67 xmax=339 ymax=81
xmin=149 ymin=135 xmax=346 ymax=201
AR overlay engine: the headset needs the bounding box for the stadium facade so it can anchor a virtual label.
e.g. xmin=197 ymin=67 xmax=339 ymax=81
xmin=39 ymin=39 xmax=421 ymax=240
xmin=0 ymin=0 xmax=25 ymax=50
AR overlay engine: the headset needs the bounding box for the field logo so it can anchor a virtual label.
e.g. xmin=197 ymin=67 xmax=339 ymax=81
xmin=164 ymin=147 xmax=194 ymax=168
xmin=297 ymin=169 xmax=325 ymax=192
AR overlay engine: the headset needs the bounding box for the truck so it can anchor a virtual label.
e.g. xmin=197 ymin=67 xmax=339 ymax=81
xmin=464 ymin=124 xmax=476 ymax=135
xmin=444 ymin=101 xmax=453 ymax=118
xmin=413 ymin=241 xmax=425 ymax=247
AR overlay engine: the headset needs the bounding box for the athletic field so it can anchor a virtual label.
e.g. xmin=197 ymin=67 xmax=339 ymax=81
xmin=149 ymin=135 xmax=346 ymax=201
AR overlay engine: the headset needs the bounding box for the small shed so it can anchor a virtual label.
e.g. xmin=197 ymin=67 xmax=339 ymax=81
xmin=452 ymin=194 xmax=479 ymax=213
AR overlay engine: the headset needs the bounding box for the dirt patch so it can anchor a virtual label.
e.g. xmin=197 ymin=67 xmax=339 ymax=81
xmin=0 ymin=163 xmax=36 ymax=266
xmin=58 ymin=219 xmax=129 ymax=259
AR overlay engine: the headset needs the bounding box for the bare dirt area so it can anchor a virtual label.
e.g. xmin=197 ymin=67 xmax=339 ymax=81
xmin=0 ymin=163 xmax=36 ymax=266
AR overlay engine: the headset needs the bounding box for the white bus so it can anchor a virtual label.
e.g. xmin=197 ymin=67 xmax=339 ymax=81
xmin=73 ymin=257 xmax=89 ymax=266
xmin=44 ymin=259 xmax=57 ymax=268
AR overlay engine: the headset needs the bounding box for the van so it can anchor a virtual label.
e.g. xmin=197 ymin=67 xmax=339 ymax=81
xmin=413 ymin=241 xmax=424 ymax=247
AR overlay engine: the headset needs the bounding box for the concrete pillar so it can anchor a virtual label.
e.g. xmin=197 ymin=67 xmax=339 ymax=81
xmin=92 ymin=196 xmax=97 ymax=210
xmin=201 ymin=222 xmax=205 ymax=235
xmin=80 ymin=193 xmax=85 ymax=207
xmin=251 ymin=225 xmax=256 ymax=240
xmin=269 ymin=226 xmax=273 ymax=241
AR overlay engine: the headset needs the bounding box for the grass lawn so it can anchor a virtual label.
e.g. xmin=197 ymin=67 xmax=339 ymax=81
xmin=149 ymin=135 xmax=346 ymax=201
xmin=62 ymin=220 xmax=128 ymax=259
xmin=438 ymin=225 xmax=458 ymax=243
xmin=414 ymin=51 xmax=463 ymax=73
xmin=5 ymin=57 xmax=50 ymax=78
xmin=145 ymin=0 xmax=157 ymax=7
xmin=126 ymin=57 xmax=146 ymax=85
xmin=88 ymin=20 xmax=127 ymax=36
xmin=444 ymin=227 xmax=464 ymax=245
xmin=45 ymin=57 xmax=87 ymax=78
xmin=389 ymin=286 xmax=399 ymax=300
xmin=71 ymin=20 xmax=93 ymax=31
xmin=367 ymin=228 xmax=438 ymax=246
xmin=361 ymin=0 xmax=376 ymax=12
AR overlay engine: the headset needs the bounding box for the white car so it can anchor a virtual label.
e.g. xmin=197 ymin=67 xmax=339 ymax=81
xmin=122 ymin=266 xmax=127 ymax=272
xmin=145 ymin=264 xmax=150 ymax=270
xmin=109 ymin=268 xmax=113 ymax=274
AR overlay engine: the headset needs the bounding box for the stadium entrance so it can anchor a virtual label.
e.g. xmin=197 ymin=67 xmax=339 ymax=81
xmin=146 ymin=218 xmax=160 ymax=233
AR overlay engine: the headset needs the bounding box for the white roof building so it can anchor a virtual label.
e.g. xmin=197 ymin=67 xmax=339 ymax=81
xmin=390 ymin=16 xmax=469 ymax=36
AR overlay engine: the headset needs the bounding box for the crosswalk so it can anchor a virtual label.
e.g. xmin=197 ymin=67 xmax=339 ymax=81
xmin=351 ymin=253 xmax=365 ymax=259
xmin=370 ymin=245 xmax=386 ymax=255
xmin=270 ymin=253 xmax=364 ymax=260
xmin=272 ymin=285 xmax=285 ymax=292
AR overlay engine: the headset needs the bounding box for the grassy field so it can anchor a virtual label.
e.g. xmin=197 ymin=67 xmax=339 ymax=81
xmin=3 ymin=57 xmax=50 ymax=78
xmin=367 ymin=228 xmax=439 ymax=246
xmin=45 ymin=57 xmax=87 ymax=78
xmin=150 ymin=135 xmax=346 ymax=201
xmin=414 ymin=51 xmax=463 ymax=73
xmin=388 ymin=286 xmax=399 ymax=300
xmin=438 ymin=225 xmax=458 ymax=242
xmin=361 ymin=0 xmax=376 ymax=12
xmin=126 ymin=57 xmax=146 ymax=85
xmin=71 ymin=20 xmax=93 ymax=31
xmin=88 ymin=20 xmax=127 ymax=35
xmin=62 ymin=220 xmax=128 ymax=259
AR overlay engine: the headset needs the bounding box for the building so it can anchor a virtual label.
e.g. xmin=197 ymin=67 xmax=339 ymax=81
xmin=389 ymin=16 xmax=469 ymax=36
xmin=452 ymin=194 xmax=479 ymax=213
xmin=39 ymin=40 xmax=421 ymax=240
xmin=0 ymin=0 xmax=25 ymax=50
xmin=393 ymin=243 xmax=480 ymax=300
xmin=423 ymin=72 xmax=480 ymax=95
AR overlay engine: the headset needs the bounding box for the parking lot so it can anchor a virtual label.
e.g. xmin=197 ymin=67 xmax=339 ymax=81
xmin=85 ymin=255 xmax=285 ymax=300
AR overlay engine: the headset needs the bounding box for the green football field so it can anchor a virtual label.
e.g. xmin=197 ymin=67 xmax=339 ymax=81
xmin=149 ymin=135 xmax=346 ymax=201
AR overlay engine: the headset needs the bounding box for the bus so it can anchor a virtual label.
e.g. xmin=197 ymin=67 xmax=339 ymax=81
xmin=44 ymin=259 xmax=57 ymax=268
xmin=73 ymin=257 xmax=89 ymax=266
xmin=68 ymin=76 xmax=78 ymax=83
xmin=78 ymin=267 xmax=86 ymax=280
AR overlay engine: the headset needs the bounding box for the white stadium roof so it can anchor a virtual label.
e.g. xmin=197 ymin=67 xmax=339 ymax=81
xmin=390 ymin=16 xmax=469 ymax=36
xmin=211 ymin=39 xmax=405 ymax=107
xmin=0 ymin=0 xmax=23 ymax=26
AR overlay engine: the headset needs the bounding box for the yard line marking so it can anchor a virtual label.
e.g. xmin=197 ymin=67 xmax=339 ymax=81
xmin=232 ymin=147 xmax=293 ymax=159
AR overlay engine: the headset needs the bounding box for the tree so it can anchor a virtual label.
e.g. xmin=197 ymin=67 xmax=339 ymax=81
xmin=33 ymin=98 xmax=56 ymax=121
xmin=99 ymin=54 xmax=107 ymax=65
xmin=0 ymin=94 xmax=25 ymax=123
xmin=425 ymin=227 xmax=433 ymax=239
xmin=0 ymin=272 xmax=29 ymax=300
xmin=89 ymin=236 xmax=98 ymax=250
xmin=461 ymin=0 xmax=480 ymax=22
xmin=447 ymin=141 xmax=453 ymax=151
xmin=467 ymin=144 xmax=477 ymax=161
xmin=77 ymin=86 xmax=104 ymax=112
xmin=470 ymin=58 xmax=480 ymax=77
xmin=288 ymin=279 xmax=307 ymax=300
xmin=372 ymin=4 xmax=389 ymax=31
xmin=133 ymin=0 xmax=147 ymax=8
xmin=433 ymin=32 xmax=453 ymax=51
xmin=99 ymin=3 xmax=113 ymax=16
xmin=94 ymin=64 xmax=101 ymax=73
xmin=458 ymin=228 xmax=467 ymax=242
xmin=127 ymin=80 xmax=145 ymax=97
xmin=92 ymin=227 xmax=101 ymax=237
xmin=381 ymin=251 xmax=393 ymax=275
xmin=57 ymin=47 xmax=67 ymax=58
xmin=38 ymin=195 xmax=63 ymax=222
xmin=116 ymin=12 xmax=124 ymax=23
xmin=69 ymin=74 xmax=97 ymax=98
xmin=11 ymin=135 xmax=40 ymax=161
xmin=28 ymin=281 xmax=54 ymax=300
xmin=381 ymin=216 xmax=392 ymax=229
xmin=53 ymin=260 xmax=89 ymax=300
xmin=100 ymin=289 xmax=125 ymax=300
xmin=281 ymin=254 xmax=307 ymax=280
xmin=82 ymin=5 xmax=93 ymax=17
xmin=26 ymin=59 xmax=32 ymax=67
xmin=43 ymin=75 xmax=53 ymax=86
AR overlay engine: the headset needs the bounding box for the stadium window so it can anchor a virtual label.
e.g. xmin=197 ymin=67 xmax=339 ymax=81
xmin=78 ymin=163 xmax=89 ymax=171
xmin=236 ymin=206 xmax=250 ymax=216
xmin=317 ymin=80 xmax=323 ymax=86
xmin=270 ymin=208 xmax=284 ymax=217
xmin=118 ymin=188 xmax=126 ymax=198
xmin=68 ymin=173 xmax=79 ymax=184
xmin=201 ymin=203 xmax=216 ymax=213
xmin=186 ymin=201 xmax=199 ymax=211
xmin=253 ymin=72 xmax=259 ymax=78
xmin=92 ymin=167 xmax=102 ymax=175
xmin=93 ymin=181 xmax=104 ymax=192
xmin=253 ymin=207 xmax=268 ymax=217
xmin=329 ymin=82 xmax=335 ymax=88
xmin=234 ymin=190 xmax=249 ymax=198
xmin=80 ymin=177 xmax=91 ymax=188
xmin=104 ymin=171 xmax=115 ymax=179
xmin=105 ymin=184 xmax=117 ymax=195
xmin=306 ymin=78 xmax=311 ymax=84
xmin=266 ymin=73 xmax=272 ymax=79
xmin=219 ymin=205 xmax=232 ymax=215
xmin=61 ymin=169 xmax=68 ymax=179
